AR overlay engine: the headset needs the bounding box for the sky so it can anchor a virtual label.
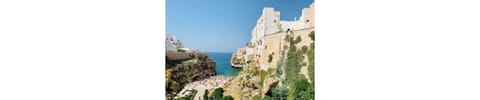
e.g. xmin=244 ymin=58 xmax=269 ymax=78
xmin=166 ymin=0 xmax=314 ymax=53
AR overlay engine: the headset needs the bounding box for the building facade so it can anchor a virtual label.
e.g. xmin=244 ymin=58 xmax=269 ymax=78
xmin=249 ymin=2 xmax=314 ymax=57
xmin=166 ymin=33 xmax=184 ymax=52
xmin=250 ymin=8 xmax=282 ymax=57
xmin=166 ymin=33 xmax=198 ymax=53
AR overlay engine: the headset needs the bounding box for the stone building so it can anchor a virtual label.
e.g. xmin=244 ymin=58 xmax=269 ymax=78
xmin=166 ymin=33 xmax=198 ymax=53
xmin=250 ymin=7 xmax=282 ymax=57
xmin=248 ymin=2 xmax=314 ymax=58
xmin=166 ymin=33 xmax=184 ymax=52
xmin=279 ymin=7 xmax=313 ymax=31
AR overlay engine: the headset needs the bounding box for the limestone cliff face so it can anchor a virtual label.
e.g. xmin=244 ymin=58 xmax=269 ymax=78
xmin=223 ymin=28 xmax=315 ymax=99
xmin=165 ymin=52 xmax=216 ymax=98
xmin=231 ymin=48 xmax=246 ymax=68
xmin=222 ymin=64 xmax=280 ymax=100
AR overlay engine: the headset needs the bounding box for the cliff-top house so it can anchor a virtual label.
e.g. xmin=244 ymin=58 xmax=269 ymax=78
xmin=166 ymin=33 xmax=199 ymax=53
xmin=232 ymin=2 xmax=314 ymax=67
xmin=247 ymin=2 xmax=315 ymax=59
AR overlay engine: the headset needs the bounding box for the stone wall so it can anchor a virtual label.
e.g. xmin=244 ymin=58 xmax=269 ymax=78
xmin=250 ymin=4 xmax=314 ymax=57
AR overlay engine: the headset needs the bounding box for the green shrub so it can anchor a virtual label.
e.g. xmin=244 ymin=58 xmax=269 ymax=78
xmin=307 ymin=43 xmax=314 ymax=82
xmin=293 ymin=36 xmax=302 ymax=44
xmin=268 ymin=53 xmax=273 ymax=63
xmin=252 ymin=95 xmax=262 ymax=100
xmin=273 ymin=43 xmax=315 ymax=99
xmin=177 ymin=49 xmax=185 ymax=52
xmin=267 ymin=68 xmax=275 ymax=76
xmin=294 ymin=79 xmax=314 ymax=100
xmin=285 ymin=44 xmax=300 ymax=87
xmin=206 ymin=88 xmax=235 ymax=100
xmin=223 ymin=96 xmax=233 ymax=100
xmin=295 ymin=79 xmax=310 ymax=92
xmin=182 ymin=96 xmax=191 ymax=100
xmin=211 ymin=88 xmax=224 ymax=100
xmin=309 ymin=31 xmax=315 ymax=41
xmin=301 ymin=45 xmax=308 ymax=54
xmin=263 ymin=95 xmax=275 ymax=100
xmin=203 ymin=90 xmax=209 ymax=100
xmin=268 ymin=86 xmax=288 ymax=98
xmin=259 ymin=70 xmax=268 ymax=85
xmin=282 ymin=35 xmax=315 ymax=100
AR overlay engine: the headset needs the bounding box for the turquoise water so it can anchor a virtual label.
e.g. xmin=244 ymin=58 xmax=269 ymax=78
xmin=207 ymin=52 xmax=241 ymax=76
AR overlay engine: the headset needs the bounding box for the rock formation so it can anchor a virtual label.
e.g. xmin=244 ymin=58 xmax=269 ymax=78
xmin=166 ymin=52 xmax=216 ymax=99
xmin=230 ymin=48 xmax=246 ymax=68
xmin=165 ymin=34 xmax=217 ymax=99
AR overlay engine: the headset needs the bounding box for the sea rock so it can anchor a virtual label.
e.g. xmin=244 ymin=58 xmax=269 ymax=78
xmin=231 ymin=48 xmax=246 ymax=68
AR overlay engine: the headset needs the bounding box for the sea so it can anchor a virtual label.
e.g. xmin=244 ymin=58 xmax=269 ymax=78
xmin=207 ymin=52 xmax=242 ymax=76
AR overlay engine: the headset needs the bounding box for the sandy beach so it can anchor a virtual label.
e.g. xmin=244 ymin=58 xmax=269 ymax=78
xmin=176 ymin=76 xmax=232 ymax=100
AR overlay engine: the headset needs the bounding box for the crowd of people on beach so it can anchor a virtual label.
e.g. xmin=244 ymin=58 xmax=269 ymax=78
xmin=177 ymin=76 xmax=232 ymax=97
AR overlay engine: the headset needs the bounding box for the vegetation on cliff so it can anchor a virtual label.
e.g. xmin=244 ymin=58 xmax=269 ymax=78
xmin=224 ymin=30 xmax=315 ymax=100
xmin=202 ymin=88 xmax=233 ymax=100
xmin=265 ymin=30 xmax=315 ymax=100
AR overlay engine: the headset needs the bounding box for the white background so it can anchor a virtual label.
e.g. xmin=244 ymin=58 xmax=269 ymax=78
xmin=0 ymin=0 xmax=479 ymax=100
xmin=317 ymin=0 xmax=480 ymax=100
xmin=0 ymin=0 xmax=164 ymax=100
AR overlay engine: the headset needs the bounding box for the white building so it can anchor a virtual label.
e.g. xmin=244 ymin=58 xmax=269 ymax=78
xmin=166 ymin=33 xmax=199 ymax=53
xmin=250 ymin=8 xmax=282 ymax=57
xmin=279 ymin=20 xmax=296 ymax=31
xmin=279 ymin=8 xmax=312 ymax=31
xmin=297 ymin=8 xmax=312 ymax=30
xmin=249 ymin=5 xmax=314 ymax=57
xmin=166 ymin=33 xmax=184 ymax=52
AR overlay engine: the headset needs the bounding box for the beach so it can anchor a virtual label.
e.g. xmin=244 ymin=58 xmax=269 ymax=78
xmin=176 ymin=76 xmax=232 ymax=100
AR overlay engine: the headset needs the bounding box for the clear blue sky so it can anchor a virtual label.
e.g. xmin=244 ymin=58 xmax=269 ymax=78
xmin=166 ymin=0 xmax=314 ymax=53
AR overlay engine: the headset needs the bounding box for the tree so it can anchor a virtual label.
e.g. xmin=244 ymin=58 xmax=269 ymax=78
xmin=295 ymin=79 xmax=310 ymax=92
xmin=263 ymin=95 xmax=275 ymax=100
xmin=203 ymin=90 xmax=209 ymax=100
xmin=211 ymin=88 xmax=224 ymax=100
xmin=293 ymin=36 xmax=302 ymax=44
xmin=268 ymin=53 xmax=273 ymax=63
xmin=294 ymin=79 xmax=313 ymax=99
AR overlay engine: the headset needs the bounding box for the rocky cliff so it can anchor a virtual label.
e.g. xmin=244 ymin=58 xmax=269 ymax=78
xmin=230 ymin=48 xmax=246 ymax=68
xmin=224 ymin=28 xmax=315 ymax=100
xmin=165 ymin=52 xmax=216 ymax=98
